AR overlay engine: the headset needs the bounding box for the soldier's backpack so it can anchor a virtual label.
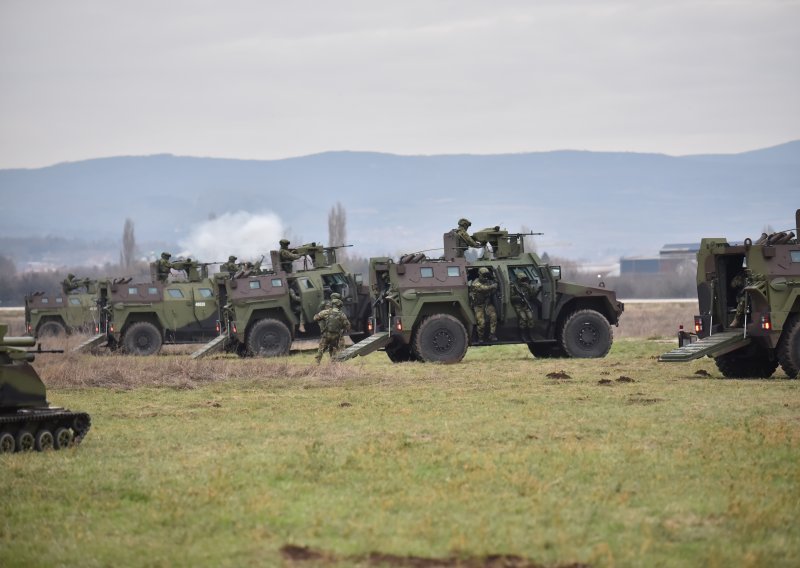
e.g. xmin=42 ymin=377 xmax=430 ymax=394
xmin=325 ymin=310 xmax=347 ymax=334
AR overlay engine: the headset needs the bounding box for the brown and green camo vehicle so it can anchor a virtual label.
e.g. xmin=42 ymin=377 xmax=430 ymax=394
xmin=337 ymin=226 xmax=624 ymax=364
xmin=25 ymin=280 xmax=100 ymax=337
xmin=0 ymin=323 xmax=90 ymax=453
xmin=660 ymin=209 xmax=800 ymax=378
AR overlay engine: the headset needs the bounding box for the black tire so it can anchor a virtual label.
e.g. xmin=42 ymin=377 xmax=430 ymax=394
xmin=385 ymin=342 xmax=417 ymax=363
xmin=412 ymin=314 xmax=468 ymax=364
xmin=247 ymin=318 xmax=292 ymax=357
xmin=35 ymin=430 xmax=54 ymax=451
xmin=53 ymin=427 xmax=73 ymax=450
xmin=777 ymin=315 xmax=799 ymax=379
xmin=0 ymin=432 xmax=15 ymax=453
xmin=559 ymin=309 xmax=613 ymax=358
xmin=16 ymin=431 xmax=34 ymax=452
xmin=527 ymin=342 xmax=566 ymax=358
xmin=122 ymin=321 xmax=162 ymax=356
xmin=715 ymin=344 xmax=779 ymax=379
xmin=38 ymin=321 xmax=67 ymax=338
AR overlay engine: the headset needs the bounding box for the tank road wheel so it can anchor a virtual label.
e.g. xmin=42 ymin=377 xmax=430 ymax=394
xmin=122 ymin=322 xmax=162 ymax=356
xmin=413 ymin=314 xmax=468 ymax=364
xmin=247 ymin=319 xmax=292 ymax=357
xmin=38 ymin=321 xmax=67 ymax=338
xmin=16 ymin=431 xmax=34 ymax=452
xmin=53 ymin=427 xmax=74 ymax=450
xmin=777 ymin=316 xmax=800 ymax=379
xmin=385 ymin=342 xmax=417 ymax=363
xmin=715 ymin=344 xmax=779 ymax=379
xmin=527 ymin=342 xmax=566 ymax=358
xmin=0 ymin=432 xmax=15 ymax=453
xmin=559 ymin=309 xmax=613 ymax=358
xmin=35 ymin=429 xmax=54 ymax=451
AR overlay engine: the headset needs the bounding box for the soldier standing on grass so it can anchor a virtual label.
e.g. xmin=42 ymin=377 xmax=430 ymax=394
xmin=471 ymin=267 xmax=498 ymax=342
xmin=313 ymin=298 xmax=350 ymax=363
xmin=511 ymin=271 xmax=539 ymax=341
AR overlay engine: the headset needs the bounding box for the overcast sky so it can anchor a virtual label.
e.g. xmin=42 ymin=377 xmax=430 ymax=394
xmin=1 ymin=0 xmax=798 ymax=169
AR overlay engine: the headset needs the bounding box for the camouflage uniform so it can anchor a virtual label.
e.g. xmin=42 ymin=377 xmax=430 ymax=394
xmin=279 ymin=239 xmax=303 ymax=273
xmin=730 ymin=271 xmax=767 ymax=327
xmin=221 ymin=255 xmax=238 ymax=275
xmin=511 ymin=272 xmax=538 ymax=339
xmin=471 ymin=267 xmax=498 ymax=341
xmin=156 ymin=252 xmax=174 ymax=283
xmin=454 ymin=218 xmax=482 ymax=257
xmin=313 ymin=299 xmax=350 ymax=363
xmin=61 ymin=273 xmax=80 ymax=294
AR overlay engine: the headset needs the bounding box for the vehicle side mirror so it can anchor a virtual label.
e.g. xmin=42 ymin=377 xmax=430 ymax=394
xmin=354 ymin=274 xmax=363 ymax=285
xmin=550 ymin=266 xmax=562 ymax=280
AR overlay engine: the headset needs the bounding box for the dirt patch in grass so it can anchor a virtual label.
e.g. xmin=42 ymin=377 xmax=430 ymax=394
xmin=280 ymin=544 xmax=588 ymax=568
xmin=616 ymin=376 xmax=636 ymax=383
xmin=546 ymin=371 xmax=572 ymax=380
xmin=628 ymin=394 xmax=664 ymax=405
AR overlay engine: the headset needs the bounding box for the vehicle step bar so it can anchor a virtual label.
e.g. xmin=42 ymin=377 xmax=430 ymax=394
xmin=71 ymin=333 xmax=107 ymax=353
xmin=333 ymin=332 xmax=391 ymax=362
xmin=659 ymin=330 xmax=750 ymax=362
xmin=190 ymin=333 xmax=228 ymax=360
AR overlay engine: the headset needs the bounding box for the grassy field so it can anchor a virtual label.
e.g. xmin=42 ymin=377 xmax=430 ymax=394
xmin=2 ymin=329 xmax=799 ymax=567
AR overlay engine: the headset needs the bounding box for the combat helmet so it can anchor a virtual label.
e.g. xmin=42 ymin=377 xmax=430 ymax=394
xmin=332 ymin=298 xmax=343 ymax=308
xmin=478 ymin=267 xmax=490 ymax=276
xmin=330 ymin=292 xmax=342 ymax=300
xmin=515 ymin=270 xmax=529 ymax=281
xmin=458 ymin=218 xmax=472 ymax=228
xmin=228 ymin=255 xmax=237 ymax=262
xmin=279 ymin=239 xmax=290 ymax=247
xmin=161 ymin=252 xmax=171 ymax=259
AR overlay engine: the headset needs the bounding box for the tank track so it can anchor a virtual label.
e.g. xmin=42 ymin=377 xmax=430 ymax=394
xmin=0 ymin=409 xmax=91 ymax=452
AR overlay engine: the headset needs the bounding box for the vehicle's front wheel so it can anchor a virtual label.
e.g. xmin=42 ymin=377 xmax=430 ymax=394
xmin=559 ymin=309 xmax=613 ymax=358
xmin=122 ymin=321 xmax=163 ymax=356
xmin=247 ymin=319 xmax=292 ymax=357
xmin=413 ymin=314 xmax=468 ymax=363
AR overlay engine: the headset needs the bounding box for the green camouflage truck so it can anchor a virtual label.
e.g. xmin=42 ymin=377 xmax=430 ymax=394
xmin=336 ymin=226 xmax=624 ymax=364
xmin=25 ymin=280 xmax=100 ymax=337
xmin=659 ymin=209 xmax=800 ymax=378
xmin=191 ymin=243 xmax=371 ymax=358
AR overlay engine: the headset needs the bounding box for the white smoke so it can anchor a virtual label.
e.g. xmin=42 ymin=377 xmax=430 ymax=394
xmin=177 ymin=211 xmax=285 ymax=264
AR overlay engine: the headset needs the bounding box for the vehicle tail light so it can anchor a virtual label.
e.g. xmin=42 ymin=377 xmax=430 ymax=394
xmin=694 ymin=316 xmax=703 ymax=334
xmin=231 ymin=321 xmax=237 ymax=334
xmin=394 ymin=317 xmax=403 ymax=332
xmin=367 ymin=319 xmax=374 ymax=333
xmin=94 ymin=323 xmax=99 ymax=333
xmin=109 ymin=324 xmax=115 ymax=333
xmin=215 ymin=320 xmax=221 ymax=334
xmin=761 ymin=313 xmax=772 ymax=331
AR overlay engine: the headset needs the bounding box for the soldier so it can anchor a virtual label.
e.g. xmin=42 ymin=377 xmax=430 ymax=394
xmin=729 ymin=271 xmax=767 ymax=328
xmin=454 ymin=218 xmax=483 ymax=257
xmin=61 ymin=273 xmax=80 ymax=294
xmin=313 ymin=298 xmax=350 ymax=363
xmin=279 ymin=239 xmax=303 ymax=273
xmin=511 ymin=271 xmax=539 ymax=341
xmin=471 ymin=267 xmax=498 ymax=342
xmin=221 ymin=255 xmax=238 ymax=275
xmin=155 ymin=252 xmax=174 ymax=283
xmin=289 ymin=281 xmax=306 ymax=332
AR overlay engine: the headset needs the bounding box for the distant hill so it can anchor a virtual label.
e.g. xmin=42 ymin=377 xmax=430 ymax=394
xmin=1 ymin=141 xmax=798 ymax=267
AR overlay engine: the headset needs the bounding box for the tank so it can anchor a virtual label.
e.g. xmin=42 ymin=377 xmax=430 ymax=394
xmin=0 ymin=323 xmax=91 ymax=452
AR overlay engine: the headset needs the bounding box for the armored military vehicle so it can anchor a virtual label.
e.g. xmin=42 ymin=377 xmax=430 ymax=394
xmin=660 ymin=210 xmax=800 ymax=378
xmin=25 ymin=280 xmax=100 ymax=337
xmin=336 ymin=226 xmax=624 ymax=364
xmin=93 ymin=260 xmax=220 ymax=355
xmin=0 ymin=324 xmax=91 ymax=452
xmin=191 ymin=243 xmax=371 ymax=359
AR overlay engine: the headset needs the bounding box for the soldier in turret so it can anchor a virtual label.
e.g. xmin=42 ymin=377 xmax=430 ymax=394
xmin=471 ymin=267 xmax=498 ymax=342
xmin=155 ymin=252 xmax=174 ymax=283
xmin=453 ymin=218 xmax=483 ymax=258
xmin=279 ymin=239 xmax=303 ymax=273
xmin=61 ymin=273 xmax=81 ymax=294
xmin=221 ymin=255 xmax=239 ymax=275
xmin=313 ymin=298 xmax=350 ymax=363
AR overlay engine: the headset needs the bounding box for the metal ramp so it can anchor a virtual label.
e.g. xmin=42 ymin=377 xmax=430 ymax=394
xmin=659 ymin=330 xmax=750 ymax=362
xmin=71 ymin=333 xmax=107 ymax=353
xmin=333 ymin=332 xmax=391 ymax=362
xmin=190 ymin=333 xmax=228 ymax=360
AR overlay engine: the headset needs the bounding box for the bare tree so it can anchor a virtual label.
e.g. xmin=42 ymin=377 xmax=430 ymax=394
xmin=328 ymin=202 xmax=347 ymax=259
xmin=121 ymin=218 xmax=137 ymax=270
